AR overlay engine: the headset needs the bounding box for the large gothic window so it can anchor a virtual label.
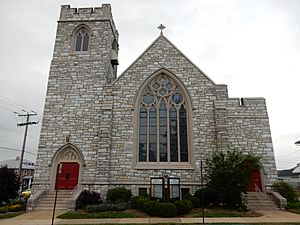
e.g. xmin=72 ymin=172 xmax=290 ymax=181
xmin=74 ymin=27 xmax=89 ymax=51
xmin=138 ymin=74 xmax=189 ymax=163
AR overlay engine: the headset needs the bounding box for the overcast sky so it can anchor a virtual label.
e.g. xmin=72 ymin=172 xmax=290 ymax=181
xmin=0 ymin=0 xmax=299 ymax=170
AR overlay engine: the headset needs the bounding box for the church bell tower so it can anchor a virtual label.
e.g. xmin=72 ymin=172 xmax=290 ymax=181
xmin=33 ymin=4 xmax=119 ymax=192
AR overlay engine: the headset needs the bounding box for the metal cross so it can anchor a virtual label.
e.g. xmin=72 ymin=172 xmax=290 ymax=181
xmin=158 ymin=24 xmax=166 ymax=34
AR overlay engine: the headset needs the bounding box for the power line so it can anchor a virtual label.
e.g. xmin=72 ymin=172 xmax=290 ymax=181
xmin=0 ymin=96 xmax=33 ymax=112
xmin=0 ymin=125 xmax=39 ymax=142
xmin=0 ymin=105 xmax=19 ymax=113
xmin=0 ymin=146 xmax=37 ymax=156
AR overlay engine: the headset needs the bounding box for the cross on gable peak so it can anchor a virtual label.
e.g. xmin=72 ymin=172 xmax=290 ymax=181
xmin=158 ymin=24 xmax=166 ymax=35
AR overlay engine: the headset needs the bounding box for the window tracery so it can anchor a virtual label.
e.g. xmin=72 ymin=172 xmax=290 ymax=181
xmin=74 ymin=27 xmax=89 ymax=51
xmin=138 ymin=74 xmax=189 ymax=163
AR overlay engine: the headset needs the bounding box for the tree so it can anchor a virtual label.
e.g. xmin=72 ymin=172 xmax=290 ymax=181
xmin=0 ymin=166 xmax=20 ymax=204
xmin=205 ymin=149 xmax=261 ymax=207
xmin=272 ymin=181 xmax=298 ymax=203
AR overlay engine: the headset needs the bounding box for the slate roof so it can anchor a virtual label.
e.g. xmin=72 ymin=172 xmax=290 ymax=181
xmin=0 ymin=158 xmax=34 ymax=170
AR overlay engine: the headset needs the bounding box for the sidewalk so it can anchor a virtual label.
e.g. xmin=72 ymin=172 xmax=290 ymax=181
xmin=1 ymin=210 xmax=300 ymax=225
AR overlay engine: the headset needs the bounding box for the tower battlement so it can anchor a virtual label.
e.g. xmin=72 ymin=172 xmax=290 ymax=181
xmin=60 ymin=4 xmax=113 ymax=21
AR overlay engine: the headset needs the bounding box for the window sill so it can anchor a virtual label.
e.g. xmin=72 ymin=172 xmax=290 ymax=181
xmin=134 ymin=163 xmax=194 ymax=170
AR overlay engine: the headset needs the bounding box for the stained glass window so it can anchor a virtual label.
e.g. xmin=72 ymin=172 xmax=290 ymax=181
xmin=138 ymin=74 xmax=189 ymax=163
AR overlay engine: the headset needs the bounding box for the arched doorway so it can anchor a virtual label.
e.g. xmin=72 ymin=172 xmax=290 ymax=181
xmin=51 ymin=144 xmax=85 ymax=191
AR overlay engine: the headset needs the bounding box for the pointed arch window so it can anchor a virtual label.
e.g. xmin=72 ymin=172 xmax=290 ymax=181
xmin=138 ymin=74 xmax=189 ymax=163
xmin=74 ymin=27 xmax=89 ymax=51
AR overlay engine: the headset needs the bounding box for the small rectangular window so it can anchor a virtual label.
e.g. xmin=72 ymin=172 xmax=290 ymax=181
xmin=138 ymin=188 xmax=148 ymax=196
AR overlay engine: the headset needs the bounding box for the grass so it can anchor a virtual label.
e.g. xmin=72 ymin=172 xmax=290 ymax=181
xmin=0 ymin=212 xmax=23 ymax=219
xmin=184 ymin=208 xmax=262 ymax=218
xmin=57 ymin=210 xmax=138 ymax=219
xmin=58 ymin=207 xmax=261 ymax=219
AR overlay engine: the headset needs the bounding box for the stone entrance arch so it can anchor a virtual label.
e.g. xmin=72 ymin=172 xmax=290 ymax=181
xmin=50 ymin=143 xmax=85 ymax=192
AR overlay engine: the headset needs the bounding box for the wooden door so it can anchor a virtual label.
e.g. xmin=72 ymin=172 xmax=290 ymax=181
xmin=247 ymin=169 xmax=262 ymax=192
xmin=55 ymin=162 xmax=79 ymax=190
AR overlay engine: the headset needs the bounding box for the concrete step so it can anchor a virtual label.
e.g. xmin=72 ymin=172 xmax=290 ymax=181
xmin=34 ymin=190 xmax=72 ymax=211
xmin=246 ymin=192 xmax=280 ymax=210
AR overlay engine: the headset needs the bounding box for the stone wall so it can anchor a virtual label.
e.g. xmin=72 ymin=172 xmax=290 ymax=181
xmin=33 ymin=4 xmax=277 ymax=196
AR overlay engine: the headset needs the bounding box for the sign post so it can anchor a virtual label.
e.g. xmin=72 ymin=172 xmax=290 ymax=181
xmin=51 ymin=162 xmax=62 ymax=225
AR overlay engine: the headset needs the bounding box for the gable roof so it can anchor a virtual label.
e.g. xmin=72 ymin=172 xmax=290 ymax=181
xmin=0 ymin=159 xmax=34 ymax=170
xmin=112 ymin=33 xmax=216 ymax=85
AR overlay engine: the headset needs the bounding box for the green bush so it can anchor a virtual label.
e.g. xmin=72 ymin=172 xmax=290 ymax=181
xmin=76 ymin=190 xmax=102 ymax=210
xmin=144 ymin=200 xmax=159 ymax=216
xmin=194 ymin=187 xmax=216 ymax=206
xmin=187 ymin=196 xmax=201 ymax=208
xmin=106 ymin=187 xmax=132 ymax=203
xmin=287 ymin=201 xmax=300 ymax=209
xmin=131 ymin=195 xmax=149 ymax=210
xmin=272 ymin=181 xmax=298 ymax=203
xmin=156 ymin=203 xmax=177 ymax=217
xmin=6 ymin=204 xmax=23 ymax=212
xmin=0 ymin=206 xmax=7 ymax=214
xmin=86 ymin=202 xmax=128 ymax=212
xmin=175 ymin=199 xmax=193 ymax=215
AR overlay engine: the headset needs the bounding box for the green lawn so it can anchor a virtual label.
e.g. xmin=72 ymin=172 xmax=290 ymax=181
xmin=0 ymin=212 xmax=23 ymax=219
xmin=184 ymin=208 xmax=261 ymax=218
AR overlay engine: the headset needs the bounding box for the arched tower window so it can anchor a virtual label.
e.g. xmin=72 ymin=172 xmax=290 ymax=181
xmin=138 ymin=73 xmax=190 ymax=163
xmin=74 ymin=27 xmax=89 ymax=51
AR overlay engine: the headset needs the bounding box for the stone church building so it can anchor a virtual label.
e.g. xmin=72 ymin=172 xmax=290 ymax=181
xmin=33 ymin=4 xmax=277 ymax=198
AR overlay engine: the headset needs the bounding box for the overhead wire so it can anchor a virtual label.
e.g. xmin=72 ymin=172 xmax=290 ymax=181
xmin=0 ymin=95 xmax=34 ymax=112
xmin=0 ymin=146 xmax=37 ymax=156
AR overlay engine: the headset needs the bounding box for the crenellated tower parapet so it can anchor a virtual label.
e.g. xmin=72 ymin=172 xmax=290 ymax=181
xmin=59 ymin=4 xmax=118 ymax=38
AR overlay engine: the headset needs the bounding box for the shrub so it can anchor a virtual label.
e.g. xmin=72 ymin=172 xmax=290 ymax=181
xmin=106 ymin=187 xmax=132 ymax=203
xmin=144 ymin=200 xmax=159 ymax=216
xmin=7 ymin=204 xmax=23 ymax=212
xmin=287 ymin=201 xmax=300 ymax=209
xmin=156 ymin=203 xmax=177 ymax=217
xmin=86 ymin=202 xmax=128 ymax=213
xmin=194 ymin=187 xmax=216 ymax=206
xmin=187 ymin=196 xmax=201 ymax=208
xmin=273 ymin=181 xmax=298 ymax=203
xmin=0 ymin=206 xmax=7 ymax=214
xmin=175 ymin=199 xmax=193 ymax=215
xmin=131 ymin=195 xmax=149 ymax=210
xmin=75 ymin=190 xmax=102 ymax=209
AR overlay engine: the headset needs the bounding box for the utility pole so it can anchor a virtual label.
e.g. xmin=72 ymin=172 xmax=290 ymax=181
xmin=17 ymin=111 xmax=38 ymax=181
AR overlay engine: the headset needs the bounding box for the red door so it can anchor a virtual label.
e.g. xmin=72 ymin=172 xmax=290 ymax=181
xmin=55 ymin=162 xmax=79 ymax=190
xmin=247 ymin=170 xmax=262 ymax=192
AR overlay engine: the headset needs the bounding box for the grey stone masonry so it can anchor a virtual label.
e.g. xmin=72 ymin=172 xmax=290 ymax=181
xmin=32 ymin=4 xmax=277 ymax=197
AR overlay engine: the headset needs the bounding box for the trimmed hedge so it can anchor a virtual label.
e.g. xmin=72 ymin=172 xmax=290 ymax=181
xmin=144 ymin=200 xmax=159 ymax=216
xmin=86 ymin=202 xmax=129 ymax=213
xmin=106 ymin=187 xmax=132 ymax=203
xmin=194 ymin=187 xmax=216 ymax=206
xmin=175 ymin=199 xmax=193 ymax=215
xmin=157 ymin=203 xmax=177 ymax=217
xmin=76 ymin=190 xmax=102 ymax=209
xmin=130 ymin=195 xmax=177 ymax=217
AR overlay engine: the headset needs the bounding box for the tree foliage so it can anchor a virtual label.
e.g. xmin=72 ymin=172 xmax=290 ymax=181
xmin=0 ymin=166 xmax=20 ymax=204
xmin=205 ymin=149 xmax=261 ymax=207
xmin=272 ymin=181 xmax=298 ymax=203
